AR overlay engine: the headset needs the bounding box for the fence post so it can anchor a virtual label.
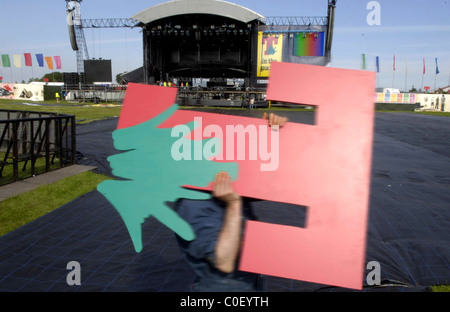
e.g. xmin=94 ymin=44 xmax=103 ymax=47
xmin=45 ymin=119 xmax=50 ymax=171
xmin=71 ymin=116 xmax=76 ymax=165
xmin=12 ymin=121 xmax=19 ymax=181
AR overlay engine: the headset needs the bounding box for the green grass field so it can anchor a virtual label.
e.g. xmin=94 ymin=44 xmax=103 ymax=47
xmin=0 ymin=99 xmax=122 ymax=124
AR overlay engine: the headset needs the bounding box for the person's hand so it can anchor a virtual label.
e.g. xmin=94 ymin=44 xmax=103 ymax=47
xmin=212 ymin=172 xmax=241 ymax=205
xmin=263 ymin=112 xmax=288 ymax=127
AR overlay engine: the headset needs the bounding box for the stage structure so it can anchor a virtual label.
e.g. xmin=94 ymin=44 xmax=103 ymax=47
xmin=65 ymin=0 xmax=336 ymax=106
xmin=130 ymin=0 xmax=336 ymax=106
xmin=65 ymin=0 xmax=139 ymax=74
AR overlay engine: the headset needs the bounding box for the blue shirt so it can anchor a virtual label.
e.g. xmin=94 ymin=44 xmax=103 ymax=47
xmin=174 ymin=198 xmax=260 ymax=292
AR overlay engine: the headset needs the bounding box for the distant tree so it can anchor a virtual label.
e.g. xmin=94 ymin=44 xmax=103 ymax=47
xmin=41 ymin=72 xmax=63 ymax=82
xmin=116 ymin=72 xmax=127 ymax=85
xmin=28 ymin=77 xmax=40 ymax=83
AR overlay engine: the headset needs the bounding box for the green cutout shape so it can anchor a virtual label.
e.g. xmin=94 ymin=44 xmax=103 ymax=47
xmin=97 ymin=104 xmax=238 ymax=252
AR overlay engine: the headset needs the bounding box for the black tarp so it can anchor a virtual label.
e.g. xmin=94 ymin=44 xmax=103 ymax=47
xmin=0 ymin=110 xmax=449 ymax=292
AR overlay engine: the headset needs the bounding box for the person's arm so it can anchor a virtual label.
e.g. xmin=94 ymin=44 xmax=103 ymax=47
xmin=213 ymin=172 xmax=242 ymax=273
xmin=212 ymin=113 xmax=288 ymax=273
xmin=263 ymin=112 xmax=288 ymax=127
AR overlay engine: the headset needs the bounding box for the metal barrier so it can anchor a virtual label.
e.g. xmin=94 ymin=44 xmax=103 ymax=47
xmin=0 ymin=110 xmax=76 ymax=185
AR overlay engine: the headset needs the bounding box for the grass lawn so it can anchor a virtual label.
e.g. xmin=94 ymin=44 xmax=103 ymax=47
xmin=0 ymin=101 xmax=448 ymax=291
xmin=0 ymin=99 xmax=122 ymax=124
xmin=0 ymin=171 xmax=112 ymax=236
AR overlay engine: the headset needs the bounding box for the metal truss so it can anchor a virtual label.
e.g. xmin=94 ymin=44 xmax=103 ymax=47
xmin=81 ymin=18 xmax=139 ymax=28
xmin=264 ymin=16 xmax=328 ymax=26
xmin=74 ymin=25 xmax=89 ymax=73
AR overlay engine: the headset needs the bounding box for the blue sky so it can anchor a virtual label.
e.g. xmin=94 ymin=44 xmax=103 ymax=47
xmin=1 ymin=0 xmax=449 ymax=91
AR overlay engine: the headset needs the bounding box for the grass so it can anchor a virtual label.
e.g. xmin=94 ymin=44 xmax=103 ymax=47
xmin=433 ymin=285 xmax=450 ymax=292
xmin=0 ymin=99 xmax=122 ymax=124
xmin=0 ymin=171 xmax=112 ymax=236
xmin=0 ymin=152 xmax=62 ymax=186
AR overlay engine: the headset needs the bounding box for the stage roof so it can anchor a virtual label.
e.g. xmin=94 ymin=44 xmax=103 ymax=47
xmin=131 ymin=0 xmax=265 ymax=24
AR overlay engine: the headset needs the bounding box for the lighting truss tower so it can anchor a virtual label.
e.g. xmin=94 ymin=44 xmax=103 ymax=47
xmin=66 ymin=1 xmax=88 ymax=73
xmin=65 ymin=0 xmax=138 ymax=74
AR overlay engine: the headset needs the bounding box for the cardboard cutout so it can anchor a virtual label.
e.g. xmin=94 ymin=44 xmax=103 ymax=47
xmin=98 ymin=62 xmax=375 ymax=289
xmin=239 ymin=62 xmax=376 ymax=290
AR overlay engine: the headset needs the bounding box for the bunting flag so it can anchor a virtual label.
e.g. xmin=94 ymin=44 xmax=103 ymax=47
xmin=24 ymin=53 xmax=32 ymax=66
xmin=423 ymin=57 xmax=426 ymax=75
xmin=435 ymin=58 xmax=440 ymax=75
xmin=44 ymin=56 xmax=53 ymax=70
xmin=293 ymin=32 xmax=325 ymax=57
xmin=53 ymin=56 xmax=62 ymax=69
xmin=1 ymin=54 xmax=11 ymax=67
xmin=36 ymin=54 xmax=44 ymax=67
xmin=13 ymin=54 xmax=22 ymax=68
xmin=376 ymin=56 xmax=380 ymax=73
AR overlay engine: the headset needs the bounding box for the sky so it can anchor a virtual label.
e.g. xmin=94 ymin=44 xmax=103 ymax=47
xmin=1 ymin=0 xmax=449 ymax=91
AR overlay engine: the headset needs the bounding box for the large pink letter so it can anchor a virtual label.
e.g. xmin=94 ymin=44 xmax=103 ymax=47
xmin=239 ymin=62 xmax=376 ymax=290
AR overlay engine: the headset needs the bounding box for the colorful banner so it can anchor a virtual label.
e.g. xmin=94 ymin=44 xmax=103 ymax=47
xmin=13 ymin=54 xmax=22 ymax=68
xmin=294 ymin=32 xmax=325 ymax=57
xmin=257 ymin=32 xmax=283 ymax=77
xmin=44 ymin=56 xmax=54 ymax=70
xmin=24 ymin=53 xmax=32 ymax=66
xmin=391 ymin=93 xmax=397 ymax=103
xmin=375 ymin=93 xmax=417 ymax=103
xmin=36 ymin=54 xmax=44 ymax=67
xmin=403 ymin=93 xmax=410 ymax=103
xmin=1 ymin=54 xmax=11 ymax=67
xmin=0 ymin=83 xmax=44 ymax=101
xmin=54 ymin=56 xmax=62 ymax=69
xmin=377 ymin=93 xmax=384 ymax=102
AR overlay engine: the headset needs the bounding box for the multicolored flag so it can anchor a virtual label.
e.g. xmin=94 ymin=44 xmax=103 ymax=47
xmin=54 ymin=56 xmax=62 ymax=69
xmin=1 ymin=54 xmax=11 ymax=67
xmin=24 ymin=53 xmax=32 ymax=66
xmin=36 ymin=54 xmax=44 ymax=67
xmin=13 ymin=54 xmax=22 ymax=68
xmin=44 ymin=56 xmax=54 ymax=70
